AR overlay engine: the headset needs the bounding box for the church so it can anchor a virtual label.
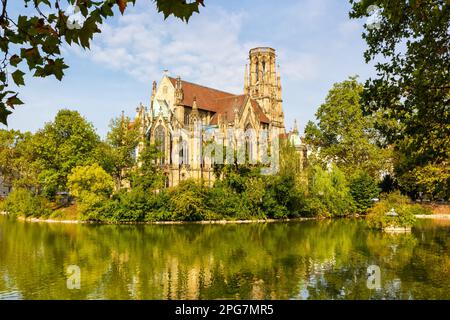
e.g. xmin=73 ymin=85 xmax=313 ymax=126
xmin=131 ymin=47 xmax=305 ymax=187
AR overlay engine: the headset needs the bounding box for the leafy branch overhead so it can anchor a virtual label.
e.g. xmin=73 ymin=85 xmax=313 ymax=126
xmin=0 ymin=0 xmax=205 ymax=125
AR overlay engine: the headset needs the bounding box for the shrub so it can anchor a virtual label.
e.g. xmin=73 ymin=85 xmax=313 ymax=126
xmin=408 ymin=204 xmax=432 ymax=215
xmin=67 ymin=164 xmax=116 ymax=221
xmin=206 ymin=183 xmax=251 ymax=219
xmin=67 ymin=163 xmax=115 ymax=198
xmin=366 ymin=192 xmax=417 ymax=229
xmin=350 ymin=171 xmax=380 ymax=214
xmin=1 ymin=188 xmax=51 ymax=218
xmin=166 ymin=179 xmax=209 ymax=221
xmin=307 ymin=165 xmax=355 ymax=217
xmin=77 ymin=191 xmax=109 ymax=221
xmin=262 ymin=174 xmax=305 ymax=219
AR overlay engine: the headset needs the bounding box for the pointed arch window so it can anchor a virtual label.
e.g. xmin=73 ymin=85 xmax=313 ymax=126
xmin=155 ymin=125 xmax=166 ymax=165
xmin=245 ymin=123 xmax=256 ymax=164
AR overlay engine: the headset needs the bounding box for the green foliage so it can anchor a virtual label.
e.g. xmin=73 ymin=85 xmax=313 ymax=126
xmin=349 ymin=0 xmax=450 ymax=198
xmin=130 ymin=141 xmax=164 ymax=191
xmin=366 ymin=192 xmax=418 ymax=229
xmin=156 ymin=0 xmax=204 ymax=22
xmin=32 ymin=110 xmax=101 ymax=198
xmin=76 ymin=191 xmax=109 ymax=221
xmin=1 ymin=188 xmax=51 ymax=217
xmin=349 ymin=171 xmax=380 ymax=214
xmin=305 ymin=165 xmax=355 ymax=217
xmin=67 ymin=163 xmax=114 ymax=198
xmin=103 ymin=115 xmax=140 ymax=189
xmin=67 ymin=163 xmax=115 ymax=221
xmin=304 ymin=77 xmax=391 ymax=178
xmin=379 ymin=174 xmax=397 ymax=194
xmin=0 ymin=0 xmax=205 ymax=125
xmin=165 ymin=179 xmax=210 ymax=221
xmin=205 ymin=182 xmax=251 ymax=219
xmin=408 ymin=204 xmax=432 ymax=216
xmin=398 ymin=162 xmax=449 ymax=200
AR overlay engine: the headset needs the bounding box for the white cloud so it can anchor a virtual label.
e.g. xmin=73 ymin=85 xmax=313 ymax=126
xmin=68 ymin=2 xmax=319 ymax=94
xmin=67 ymin=4 xmax=247 ymax=93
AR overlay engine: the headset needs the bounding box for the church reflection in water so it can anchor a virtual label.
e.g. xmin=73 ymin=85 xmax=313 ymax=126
xmin=0 ymin=217 xmax=449 ymax=300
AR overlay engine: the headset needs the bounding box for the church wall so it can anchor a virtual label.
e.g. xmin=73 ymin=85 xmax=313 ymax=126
xmin=135 ymin=47 xmax=305 ymax=188
xmin=155 ymin=76 xmax=175 ymax=107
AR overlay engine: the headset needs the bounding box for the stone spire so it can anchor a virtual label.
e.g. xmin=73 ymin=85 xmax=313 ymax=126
xmin=175 ymin=76 xmax=183 ymax=105
xmin=174 ymin=76 xmax=185 ymax=125
xmin=293 ymin=119 xmax=299 ymax=134
xmin=151 ymin=81 xmax=157 ymax=97
xmin=151 ymin=80 xmax=157 ymax=114
xmin=192 ymin=96 xmax=199 ymax=116
xmin=190 ymin=96 xmax=199 ymax=127
xmin=233 ymin=98 xmax=239 ymax=125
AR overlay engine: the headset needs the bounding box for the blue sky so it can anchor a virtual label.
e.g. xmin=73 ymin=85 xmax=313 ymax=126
xmin=4 ymin=0 xmax=375 ymax=138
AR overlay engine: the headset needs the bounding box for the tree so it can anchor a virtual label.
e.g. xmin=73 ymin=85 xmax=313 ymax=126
xmin=67 ymin=162 xmax=114 ymax=220
xmin=349 ymin=171 xmax=380 ymax=214
xmin=0 ymin=0 xmax=206 ymax=125
xmin=167 ymin=179 xmax=208 ymax=221
xmin=304 ymin=77 xmax=391 ymax=178
xmin=0 ymin=187 xmax=51 ymax=217
xmin=0 ymin=129 xmax=22 ymax=184
xmin=67 ymin=163 xmax=114 ymax=198
xmin=32 ymin=109 xmax=100 ymax=197
xmin=399 ymin=162 xmax=449 ymax=200
xmin=306 ymin=165 xmax=355 ymax=217
xmin=104 ymin=114 xmax=140 ymax=189
xmin=349 ymin=0 xmax=450 ymax=198
xmin=0 ymin=129 xmax=39 ymax=190
xmin=131 ymin=140 xmax=163 ymax=191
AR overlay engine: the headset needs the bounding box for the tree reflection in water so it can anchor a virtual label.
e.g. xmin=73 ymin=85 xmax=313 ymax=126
xmin=0 ymin=217 xmax=448 ymax=299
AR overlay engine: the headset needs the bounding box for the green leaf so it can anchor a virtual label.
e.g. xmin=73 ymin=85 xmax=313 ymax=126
xmin=0 ymin=104 xmax=12 ymax=125
xmin=6 ymin=94 xmax=24 ymax=107
xmin=12 ymin=70 xmax=25 ymax=86
xmin=155 ymin=0 xmax=201 ymax=22
xmin=10 ymin=55 xmax=22 ymax=67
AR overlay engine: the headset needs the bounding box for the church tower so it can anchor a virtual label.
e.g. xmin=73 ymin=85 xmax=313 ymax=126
xmin=245 ymin=47 xmax=285 ymax=133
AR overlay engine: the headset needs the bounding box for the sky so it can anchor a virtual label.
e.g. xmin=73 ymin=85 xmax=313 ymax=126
xmin=4 ymin=0 xmax=376 ymax=138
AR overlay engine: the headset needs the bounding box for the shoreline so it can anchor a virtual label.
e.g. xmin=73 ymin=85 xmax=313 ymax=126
xmin=2 ymin=210 xmax=450 ymax=225
xmin=0 ymin=211 xmax=316 ymax=225
xmin=415 ymin=214 xmax=450 ymax=220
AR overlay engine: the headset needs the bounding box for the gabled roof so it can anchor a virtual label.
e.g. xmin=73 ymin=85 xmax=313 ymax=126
xmin=249 ymin=99 xmax=270 ymax=124
xmin=210 ymin=95 xmax=247 ymax=124
xmin=210 ymin=95 xmax=270 ymax=125
xmin=168 ymin=77 xmax=235 ymax=112
xmin=167 ymin=77 xmax=270 ymax=125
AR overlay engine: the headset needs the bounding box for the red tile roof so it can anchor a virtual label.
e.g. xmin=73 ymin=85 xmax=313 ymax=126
xmin=209 ymin=95 xmax=270 ymax=125
xmin=210 ymin=95 xmax=246 ymax=124
xmin=167 ymin=77 xmax=270 ymax=125
xmin=168 ymin=77 xmax=235 ymax=112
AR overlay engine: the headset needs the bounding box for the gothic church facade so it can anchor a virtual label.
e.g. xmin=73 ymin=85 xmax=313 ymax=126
xmin=132 ymin=47 xmax=304 ymax=187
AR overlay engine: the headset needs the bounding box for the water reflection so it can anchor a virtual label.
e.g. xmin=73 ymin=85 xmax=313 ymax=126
xmin=0 ymin=217 xmax=448 ymax=300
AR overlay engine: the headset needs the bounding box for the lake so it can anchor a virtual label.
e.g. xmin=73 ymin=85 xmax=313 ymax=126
xmin=0 ymin=216 xmax=448 ymax=300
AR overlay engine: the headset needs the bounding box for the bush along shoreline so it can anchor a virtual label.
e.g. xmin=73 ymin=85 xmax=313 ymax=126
xmin=0 ymin=104 xmax=444 ymax=225
xmin=0 ymin=163 xmax=432 ymax=225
